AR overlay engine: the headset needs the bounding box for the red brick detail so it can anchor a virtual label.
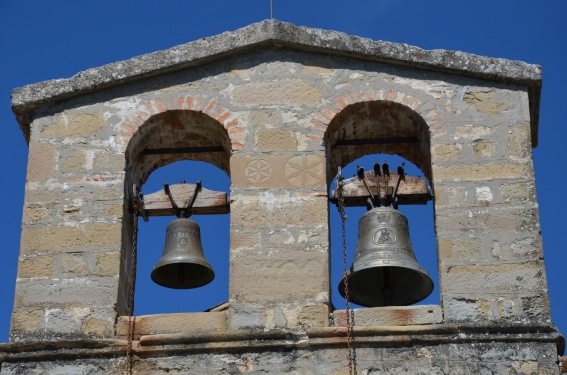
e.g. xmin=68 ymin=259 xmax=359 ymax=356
xmin=346 ymin=91 xmax=357 ymax=104
xmin=144 ymin=102 xmax=156 ymax=115
xmin=306 ymin=134 xmax=322 ymax=142
xmin=194 ymin=96 xmax=205 ymax=112
xmin=123 ymin=95 xmax=241 ymax=151
xmin=186 ymin=96 xmax=194 ymax=110
xmin=311 ymin=89 xmax=431 ymax=136
xmin=311 ymin=122 xmax=327 ymax=134
xmin=204 ymin=99 xmax=217 ymax=114
xmin=154 ymin=99 xmax=165 ymax=113
xmin=216 ymin=112 xmax=231 ymax=123
xmin=368 ymin=89 xmax=376 ymax=101
xmin=336 ymin=97 xmax=348 ymax=110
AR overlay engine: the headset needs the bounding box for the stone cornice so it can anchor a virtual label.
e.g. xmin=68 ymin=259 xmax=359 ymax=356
xmin=0 ymin=323 xmax=563 ymax=364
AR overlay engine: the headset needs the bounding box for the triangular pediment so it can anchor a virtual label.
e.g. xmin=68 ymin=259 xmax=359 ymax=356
xmin=12 ymin=19 xmax=542 ymax=144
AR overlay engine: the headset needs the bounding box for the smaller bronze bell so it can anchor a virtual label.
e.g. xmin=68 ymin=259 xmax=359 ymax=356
xmin=151 ymin=218 xmax=214 ymax=289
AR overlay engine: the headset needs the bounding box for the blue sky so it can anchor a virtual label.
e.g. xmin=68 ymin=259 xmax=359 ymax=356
xmin=1 ymin=1 xmax=565 ymax=342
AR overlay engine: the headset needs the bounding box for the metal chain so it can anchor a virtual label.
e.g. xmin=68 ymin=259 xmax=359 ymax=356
xmin=337 ymin=178 xmax=355 ymax=375
xmin=126 ymin=201 xmax=139 ymax=375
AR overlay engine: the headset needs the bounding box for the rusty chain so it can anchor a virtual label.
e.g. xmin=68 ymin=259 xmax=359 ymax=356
xmin=337 ymin=176 xmax=355 ymax=375
xmin=126 ymin=200 xmax=140 ymax=375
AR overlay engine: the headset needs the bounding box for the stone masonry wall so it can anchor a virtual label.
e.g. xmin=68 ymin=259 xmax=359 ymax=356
xmin=5 ymin=44 xmax=559 ymax=373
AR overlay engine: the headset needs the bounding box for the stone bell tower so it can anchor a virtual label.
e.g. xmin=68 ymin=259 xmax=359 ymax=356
xmin=2 ymin=20 xmax=564 ymax=373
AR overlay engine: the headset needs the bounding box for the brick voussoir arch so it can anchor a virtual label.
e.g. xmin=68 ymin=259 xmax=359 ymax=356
xmin=311 ymin=87 xmax=440 ymax=184
xmin=309 ymin=87 xmax=441 ymax=138
xmin=121 ymin=94 xmax=243 ymax=152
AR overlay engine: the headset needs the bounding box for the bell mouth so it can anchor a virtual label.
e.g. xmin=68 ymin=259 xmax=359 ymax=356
xmin=338 ymin=266 xmax=433 ymax=307
xmin=151 ymin=261 xmax=215 ymax=289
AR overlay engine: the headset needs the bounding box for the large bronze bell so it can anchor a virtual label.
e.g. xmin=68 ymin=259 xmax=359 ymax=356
xmin=338 ymin=206 xmax=433 ymax=307
xmin=151 ymin=218 xmax=215 ymax=289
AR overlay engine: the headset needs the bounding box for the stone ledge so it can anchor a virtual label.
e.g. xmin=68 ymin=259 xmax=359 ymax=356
xmin=333 ymin=305 xmax=442 ymax=327
xmin=0 ymin=323 xmax=562 ymax=363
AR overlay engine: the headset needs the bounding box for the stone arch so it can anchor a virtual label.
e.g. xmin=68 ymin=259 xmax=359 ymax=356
xmin=324 ymin=99 xmax=431 ymax=183
xmin=117 ymin=109 xmax=233 ymax=316
xmin=125 ymin=109 xmax=233 ymax=187
xmin=324 ymin=98 xmax=438 ymax=309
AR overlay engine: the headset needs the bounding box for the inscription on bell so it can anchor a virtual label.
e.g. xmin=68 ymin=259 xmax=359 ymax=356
xmin=373 ymin=228 xmax=396 ymax=245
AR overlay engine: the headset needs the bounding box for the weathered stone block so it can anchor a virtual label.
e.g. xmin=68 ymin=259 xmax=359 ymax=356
xmin=231 ymin=227 xmax=328 ymax=254
xmin=230 ymin=192 xmax=328 ymax=229
xmin=232 ymin=79 xmax=321 ymax=106
xmin=435 ymin=206 xmax=540 ymax=235
xmin=94 ymin=252 xmax=120 ymax=276
xmin=500 ymin=181 xmax=536 ymax=204
xmin=116 ymin=312 xmax=226 ymax=337
xmin=434 ymin=185 xmax=468 ymax=208
xmin=57 ymin=253 xmax=92 ymax=277
xmin=26 ymin=142 xmax=57 ymax=182
xmin=24 ymin=181 xmax=124 ymax=205
xmin=82 ymin=316 xmax=112 ymax=336
xmin=227 ymin=303 xmax=265 ymax=330
xmin=473 ymin=140 xmax=496 ymax=158
xmin=10 ymin=308 xmax=44 ymax=336
xmin=333 ymin=305 xmax=442 ymax=327
xmin=230 ymin=229 xmax=261 ymax=256
xmin=440 ymin=261 xmax=547 ymax=295
xmin=40 ymin=112 xmax=105 ymax=139
xmin=22 ymin=204 xmax=49 ymax=224
xmin=20 ymin=222 xmax=122 ymax=254
xmin=230 ymin=251 xmax=328 ymax=303
xmin=437 ymin=236 xmax=483 ymax=261
xmin=45 ymin=308 xmax=84 ymax=334
xmin=91 ymin=151 xmax=125 ymax=172
xmin=488 ymin=236 xmax=543 ymax=261
xmin=431 ymin=143 xmax=462 ymax=161
xmin=443 ymin=295 xmax=524 ymax=322
xmin=17 ymin=255 xmax=54 ymax=278
xmin=298 ymin=304 xmax=330 ymax=328
xmin=59 ymin=147 xmax=87 ymax=174
xmin=509 ymin=121 xmax=532 ymax=160
xmin=255 ymin=128 xmax=298 ymax=151
xmin=454 ymin=124 xmax=491 ymax=140
xmin=432 ymin=162 xmax=532 ymax=182
xmin=248 ymin=109 xmax=283 ymax=126
xmin=16 ymin=277 xmax=119 ymax=306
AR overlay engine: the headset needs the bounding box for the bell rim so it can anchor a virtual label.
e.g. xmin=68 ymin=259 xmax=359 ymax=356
xmin=338 ymin=265 xmax=434 ymax=307
xmin=151 ymin=262 xmax=215 ymax=289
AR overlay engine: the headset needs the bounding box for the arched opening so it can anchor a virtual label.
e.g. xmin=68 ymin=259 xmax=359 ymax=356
xmin=325 ymin=101 xmax=438 ymax=309
xmin=135 ymin=160 xmax=230 ymax=314
xmin=119 ymin=109 xmax=231 ymax=316
xmin=329 ymin=154 xmax=439 ymax=309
